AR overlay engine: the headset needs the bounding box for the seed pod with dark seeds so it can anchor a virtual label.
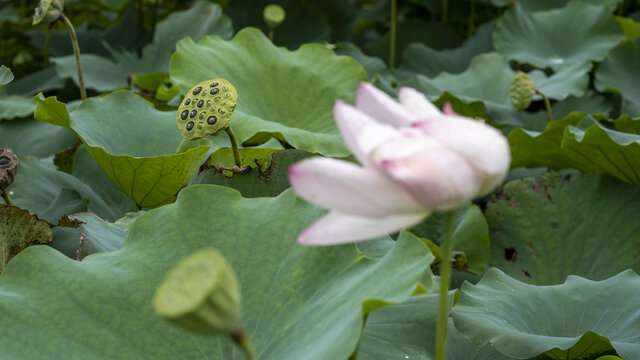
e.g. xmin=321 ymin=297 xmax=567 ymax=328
xmin=510 ymin=71 xmax=536 ymax=111
xmin=32 ymin=0 xmax=64 ymax=25
xmin=176 ymin=79 xmax=238 ymax=140
xmin=0 ymin=149 xmax=19 ymax=190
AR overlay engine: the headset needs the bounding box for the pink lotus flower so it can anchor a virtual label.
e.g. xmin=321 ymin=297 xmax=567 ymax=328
xmin=288 ymin=83 xmax=511 ymax=245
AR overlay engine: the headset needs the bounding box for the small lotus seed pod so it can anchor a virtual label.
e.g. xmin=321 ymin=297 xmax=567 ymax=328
xmin=263 ymin=4 xmax=286 ymax=28
xmin=510 ymin=71 xmax=536 ymax=111
xmin=32 ymin=0 xmax=64 ymax=25
xmin=176 ymin=79 xmax=238 ymax=140
xmin=152 ymin=248 xmax=241 ymax=334
xmin=0 ymin=149 xmax=19 ymax=190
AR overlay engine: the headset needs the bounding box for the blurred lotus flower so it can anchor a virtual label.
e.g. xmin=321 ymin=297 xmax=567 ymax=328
xmin=288 ymin=82 xmax=510 ymax=245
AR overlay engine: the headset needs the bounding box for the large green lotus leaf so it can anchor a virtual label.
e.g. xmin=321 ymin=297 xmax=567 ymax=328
xmin=406 ymin=53 xmax=588 ymax=125
xmin=486 ymin=0 xmax=620 ymax=12
xmin=2 ymin=68 xmax=66 ymax=96
xmin=452 ymin=268 xmax=640 ymax=359
xmin=34 ymin=91 xmax=210 ymax=208
xmin=192 ymin=149 xmax=316 ymax=198
xmin=67 ymin=212 xmax=139 ymax=260
xmin=595 ymin=38 xmax=640 ymax=117
xmin=0 ymin=118 xmax=77 ymax=158
xmin=109 ymin=1 xmax=233 ymax=75
xmin=509 ymin=114 xmax=640 ymax=185
xmin=357 ymin=293 xmax=516 ymax=360
xmin=170 ymin=27 xmax=367 ymax=157
xmin=551 ymin=91 xmax=614 ymax=120
xmin=364 ymin=22 xmax=462 ymax=65
xmin=0 ymin=185 xmax=435 ymax=359
xmin=399 ymin=22 xmax=494 ymax=78
xmin=0 ymin=96 xmax=36 ymax=121
xmin=0 ymin=65 xmax=13 ymax=86
xmin=493 ymin=2 xmax=625 ymax=70
xmin=5 ymin=157 xmax=123 ymax=222
xmin=486 ymin=173 xmax=640 ymax=285
xmin=0 ymin=206 xmax=52 ymax=273
xmin=71 ymin=145 xmax=136 ymax=217
xmin=53 ymin=54 xmax=129 ymax=92
xmin=334 ymin=42 xmax=398 ymax=95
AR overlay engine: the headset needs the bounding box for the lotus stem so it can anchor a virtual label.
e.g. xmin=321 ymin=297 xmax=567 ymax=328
xmin=60 ymin=13 xmax=86 ymax=100
xmin=468 ymin=0 xmax=475 ymax=37
xmin=389 ymin=0 xmax=397 ymax=69
xmin=225 ymin=126 xmax=242 ymax=167
xmin=44 ymin=26 xmax=51 ymax=68
xmin=231 ymin=328 xmax=255 ymax=360
xmin=268 ymin=29 xmax=275 ymax=42
xmin=537 ymin=90 xmax=552 ymax=122
xmin=1 ymin=191 xmax=13 ymax=206
xmin=435 ymin=211 xmax=455 ymax=360
xmin=441 ymin=0 xmax=448 ymax=24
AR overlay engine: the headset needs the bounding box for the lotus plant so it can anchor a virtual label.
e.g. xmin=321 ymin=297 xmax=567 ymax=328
xmin=287 ymin=82 xmax=510 ymax=360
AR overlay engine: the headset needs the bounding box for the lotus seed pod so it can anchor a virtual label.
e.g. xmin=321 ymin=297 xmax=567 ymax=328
xmin=176 ymin=79 xmax=238 ymax=140
xmin=510 ymin=71 xmax=536 ymax=111
xmin=263 ymin=4 xmax=286 ymax=28
xmin=32 ymin=0 xmax=64 ymax=25
xmin=0 ymin=149 xmax=19 ymax=190
xmin=152 ymin=248 xmax=241 ymax=334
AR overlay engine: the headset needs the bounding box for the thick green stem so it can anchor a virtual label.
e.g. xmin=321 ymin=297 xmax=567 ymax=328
xmin=60 ymin=13 xmax=86 ymax=100
xmin=225 ymin=126 xmax=242 ymax=167
xmin=389 ymin=0 xmax=397 ymax=68
xmin=468 ymin=0 xmax=475 ymax=37
xmin=538 ymin=90 xmax=552 ymax=122
xmin=2 ymin=191 xmax=13 ymax=206
xmin=44 ymin=27 xmax=51 ymax=68
xmin=441 ymin=0 xmax=448 ymax=24
xmin=435 ymin=211 xmax=455 ymax=360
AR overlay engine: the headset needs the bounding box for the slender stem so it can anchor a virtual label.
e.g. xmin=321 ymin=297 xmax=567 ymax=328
xmin=2 ymin=191 xmax=13 ymax=206
xmin=538 ymin=90 xmax=552 ymax=122
xmin=617 ymin=0 xmax=627 ymax=16
xmin=224 ymin=126 xmax=242 ymax=167
xmin=441 ymin=0 xmax=448 ymax=24
xmin=150 ymin=0 xmax=159 ymax=41
xmin=60 ymin=13 xmax=87 ymax=100
xmin=231 ymin=328 xmax=255 ymax=360
xmin=435 ymin=211 xmax=455 ymax=360
xmin=468 ymin=0 xmax=475 ymax=37
xmin=268 ymin=28 xmax=275 ymax=42
xmin=389 ymin=0 xmax=397 ymax=68
xmin=44 ymin=27 xmax=51 ymax=68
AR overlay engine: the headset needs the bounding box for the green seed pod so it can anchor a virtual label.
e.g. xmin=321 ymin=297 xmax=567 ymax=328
xmin=510 ymin=71 xmax=536 ymax=111
xmin=0 ymin=149 xmax=19 ymax=191
xmin=176 ymin=79 xmax=238 ymax=140
xmin=263 ymin=4 xmax=286 ymax=28
xmin=152 ymin=248 xmax=241 ymax=334
xmin=32 ymin=0 xmax=64 ymax=25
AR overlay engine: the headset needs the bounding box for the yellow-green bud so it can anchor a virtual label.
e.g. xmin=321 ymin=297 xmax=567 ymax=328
xmin=263 ymin=4 xmax=286 ymax=29
xmin=152 ymin=248 xmax=241 ymax=334
xmin=32 ymin=0 xmax=64 ymax=25
xmin=510 ymin=71 xmax=536 ymax=111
